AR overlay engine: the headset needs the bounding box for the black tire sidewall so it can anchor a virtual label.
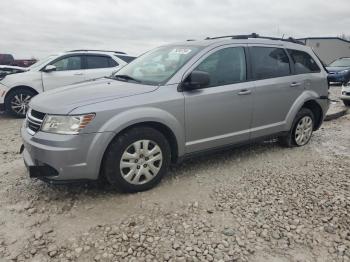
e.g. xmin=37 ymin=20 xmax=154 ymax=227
xmin=291 ymin=108 xmax=315 ymax=147
xmin=5 ymin=88 xmax=36 ymax=118
xmin=102 ymin=127 xmax=171 ymax=193
xmin=343 ymin=100 xmax=350 ymax=107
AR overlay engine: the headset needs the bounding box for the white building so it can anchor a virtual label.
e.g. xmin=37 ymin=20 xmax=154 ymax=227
xmin=298 ymin=37 xmax=350 ymax=65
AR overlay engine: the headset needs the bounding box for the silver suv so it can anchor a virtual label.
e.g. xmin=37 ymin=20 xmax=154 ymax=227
xmin=21 ymin=34 xmax=330 ymax=192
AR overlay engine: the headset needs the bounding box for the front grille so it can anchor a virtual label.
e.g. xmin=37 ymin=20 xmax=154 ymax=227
xmin=26 ymin=109 xmax=45 ymax=135
xmin=31 ymin=109 xmax=46 ymax=119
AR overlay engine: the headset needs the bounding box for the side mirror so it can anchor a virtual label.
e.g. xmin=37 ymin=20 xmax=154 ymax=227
xmin=183 ymin=70 xmax=210 ymax=90
xmin=43 ymin=65 xmax=56 ymax=72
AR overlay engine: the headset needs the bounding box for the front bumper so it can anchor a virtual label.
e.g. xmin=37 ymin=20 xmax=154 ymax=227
xmin=21 ymin=123 xmax=114 ymax=182
xmin=0 ymin=83 xmax=7 ymax=105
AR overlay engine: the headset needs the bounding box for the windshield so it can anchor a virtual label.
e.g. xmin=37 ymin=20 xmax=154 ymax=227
xmin=114 ymin=45 xmax=202 ymax=85
xmin=329 ymin=58 xmax=350 ymax=67
xmin=28 ymin=55 xmax=59 ymax=70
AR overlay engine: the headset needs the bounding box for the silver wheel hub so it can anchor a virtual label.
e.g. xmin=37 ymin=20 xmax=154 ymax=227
xmin=120 ymin=140 xmax=163 ymax=185
xmin=295 ymin=116 xmax=313 ymax=146
xmin=11 ymin=94 xmax=31 ymax=115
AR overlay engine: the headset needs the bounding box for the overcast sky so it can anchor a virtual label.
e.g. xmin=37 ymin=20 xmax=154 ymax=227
xmin=1 ymin=0 xmax=349 ymax=59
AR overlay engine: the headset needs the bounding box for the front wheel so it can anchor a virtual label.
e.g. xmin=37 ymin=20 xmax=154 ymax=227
xmin=279 ymin=108 xmax=315 ymax=147
xmin=5 ymin=88 xmax=36 ymax=118
xmin=343 ymin=100 xmax=350 ymax=107
xmin=102 ymin=127 xmax=171 ymax=192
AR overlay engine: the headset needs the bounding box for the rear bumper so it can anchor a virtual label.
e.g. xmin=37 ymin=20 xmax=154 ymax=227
xmin=328 ymin=74 xmax=349 ymax=83
xmin=314 ymin=97 xmax=330 ymax=130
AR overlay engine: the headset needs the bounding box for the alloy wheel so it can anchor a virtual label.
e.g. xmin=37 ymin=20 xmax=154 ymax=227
xmin=10 ymin=94 xmax=32 ymax=115
xmin=294 ymin=116 xmax=313 ymax=146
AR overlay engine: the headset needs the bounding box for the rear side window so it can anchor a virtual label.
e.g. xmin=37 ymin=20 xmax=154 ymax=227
xmin=287 ymin=49 xmax=320 ymax=74
xmin=251 ymin=47 xmax=290 ymax=80
xmin=116 ymin=55 xmax=136 ymax=63
xmin=195 ymin=47 xmax=246 ymax=87
xmin=85 ymin=56 xmax=117 ymax=69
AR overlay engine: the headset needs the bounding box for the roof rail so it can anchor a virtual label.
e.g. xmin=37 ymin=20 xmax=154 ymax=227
xmin=205 ymin=33 xmax=305 ymax=45
xmin=67 ymin=49 xmax=126 ymax=54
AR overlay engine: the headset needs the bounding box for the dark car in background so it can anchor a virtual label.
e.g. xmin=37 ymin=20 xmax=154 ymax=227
xmin=0 ymin=54 xmax=15 ymax=65
xmin=13 ymin=59 xmax=37 ymax=67
xmin=326 ymin=57 xmax=350 ymax=84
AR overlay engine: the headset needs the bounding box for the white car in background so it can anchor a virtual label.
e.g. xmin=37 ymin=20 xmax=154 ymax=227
xmin=341 ymin=82 xmax=350 ymax=106
xmin=0 ymin=50 xmax=135 ymax=117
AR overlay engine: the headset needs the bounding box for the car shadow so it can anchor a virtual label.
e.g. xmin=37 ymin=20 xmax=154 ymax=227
xmin=31 ymin=138 xmax=281 ymax=196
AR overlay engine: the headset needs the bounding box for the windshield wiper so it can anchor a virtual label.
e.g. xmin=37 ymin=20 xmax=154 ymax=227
xmin=114 ymin=74 xmax=141 ymax=83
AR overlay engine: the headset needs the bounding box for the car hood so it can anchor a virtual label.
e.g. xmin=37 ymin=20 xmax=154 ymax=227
xmin=30 ymin=78 xmax=159 ymax=114
xmin=326 ymin=66 xmax=350 ymax=73
xmin=0 ymin=65 xmax=27 ymax=70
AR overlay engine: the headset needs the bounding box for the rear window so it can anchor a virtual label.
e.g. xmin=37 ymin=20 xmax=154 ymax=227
xmin=250 ymin=47 xmax=291 ymax=80
xmin=287 ymin=49 xmax=320 ymax=74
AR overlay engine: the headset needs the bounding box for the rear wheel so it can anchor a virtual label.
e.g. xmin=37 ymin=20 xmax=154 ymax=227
xmin=102 ymin=127 xmax=171 ymax=192
xmin=279 ymin=108 xmax=315 ymax=147
xmin=5 ymin=88 xmax=36 ymax=118
xmin=343 ymin=100 xmax=350 ymax=107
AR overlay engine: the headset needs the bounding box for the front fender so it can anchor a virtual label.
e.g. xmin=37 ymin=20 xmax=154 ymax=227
xmin=100 ymin=107 xmax=185 ymax=156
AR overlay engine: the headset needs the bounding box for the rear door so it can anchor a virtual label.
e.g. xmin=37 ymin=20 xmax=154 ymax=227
xmin=41 ymin=55 xmax=86 ymax=90
xmin=83 ymin=55 xmax=120 ymax=79
xmin=248 ymin=45 xmax=304 ymax=139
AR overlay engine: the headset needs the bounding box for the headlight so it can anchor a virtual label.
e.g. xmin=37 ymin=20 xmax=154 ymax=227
xmin=41 ymin=114 xmax=95 ymax=134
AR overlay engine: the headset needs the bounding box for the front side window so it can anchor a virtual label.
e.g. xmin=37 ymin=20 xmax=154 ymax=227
xmin=195 ymin=47 xmax=246 ymax=87
xmin=115 ymin=45 xmax=202 ymax=85
xmin=251 ymin=47 xmax=291 ymax=80
xmin=86 ymin=56 xmax=116 ymax=69
xmin=287 ymin=49 xmax=320 ymax=74
xmin=52 ymin=56 xmax=82 ymax=71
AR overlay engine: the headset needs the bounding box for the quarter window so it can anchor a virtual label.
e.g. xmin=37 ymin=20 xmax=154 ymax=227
xmin=287 ymin=49 xmax=320 ymax=74
xmin=86 ymin=56 xmax=116 ymax=69
xmin=251 ymin=47 xmax=290 ymax=80
xmin=52 ymin=56 xmax=82 ymax=71
xmin=195 ymin=47 xmax=246 ymax=87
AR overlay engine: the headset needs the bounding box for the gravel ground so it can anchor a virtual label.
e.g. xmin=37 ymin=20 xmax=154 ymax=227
xmin=0 ymin=87 xmax=349 ymax=262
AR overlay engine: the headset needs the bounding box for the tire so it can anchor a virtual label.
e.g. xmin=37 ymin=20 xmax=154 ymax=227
xmin=343 ymin=100 xmax=350 ymax=107
xmin=279 ymin=108 xmax=315 ymax=147
xmin=5 ymin=88 xmax=36 ymax=118
xmin=102 ymin=127 xmax=171 ymax=193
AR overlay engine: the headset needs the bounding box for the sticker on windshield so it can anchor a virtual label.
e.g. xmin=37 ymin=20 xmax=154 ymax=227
xmin=171 ymin=48 xmax=192 ymax=55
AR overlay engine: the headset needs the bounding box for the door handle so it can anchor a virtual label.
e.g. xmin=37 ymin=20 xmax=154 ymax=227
xmin=290 ymin=82 xmax=301 ymax=87
xmin=238 ymin=89 xmax=252 ymax=95
xmin=73 ymin=73 xmax=83 ymax=76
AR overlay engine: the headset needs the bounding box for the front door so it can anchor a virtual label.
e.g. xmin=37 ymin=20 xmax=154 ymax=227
xmin=184 ymin=46 xmax=254 ymax=153
xmin=42 ymin=55 xmax=86 ymax=90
